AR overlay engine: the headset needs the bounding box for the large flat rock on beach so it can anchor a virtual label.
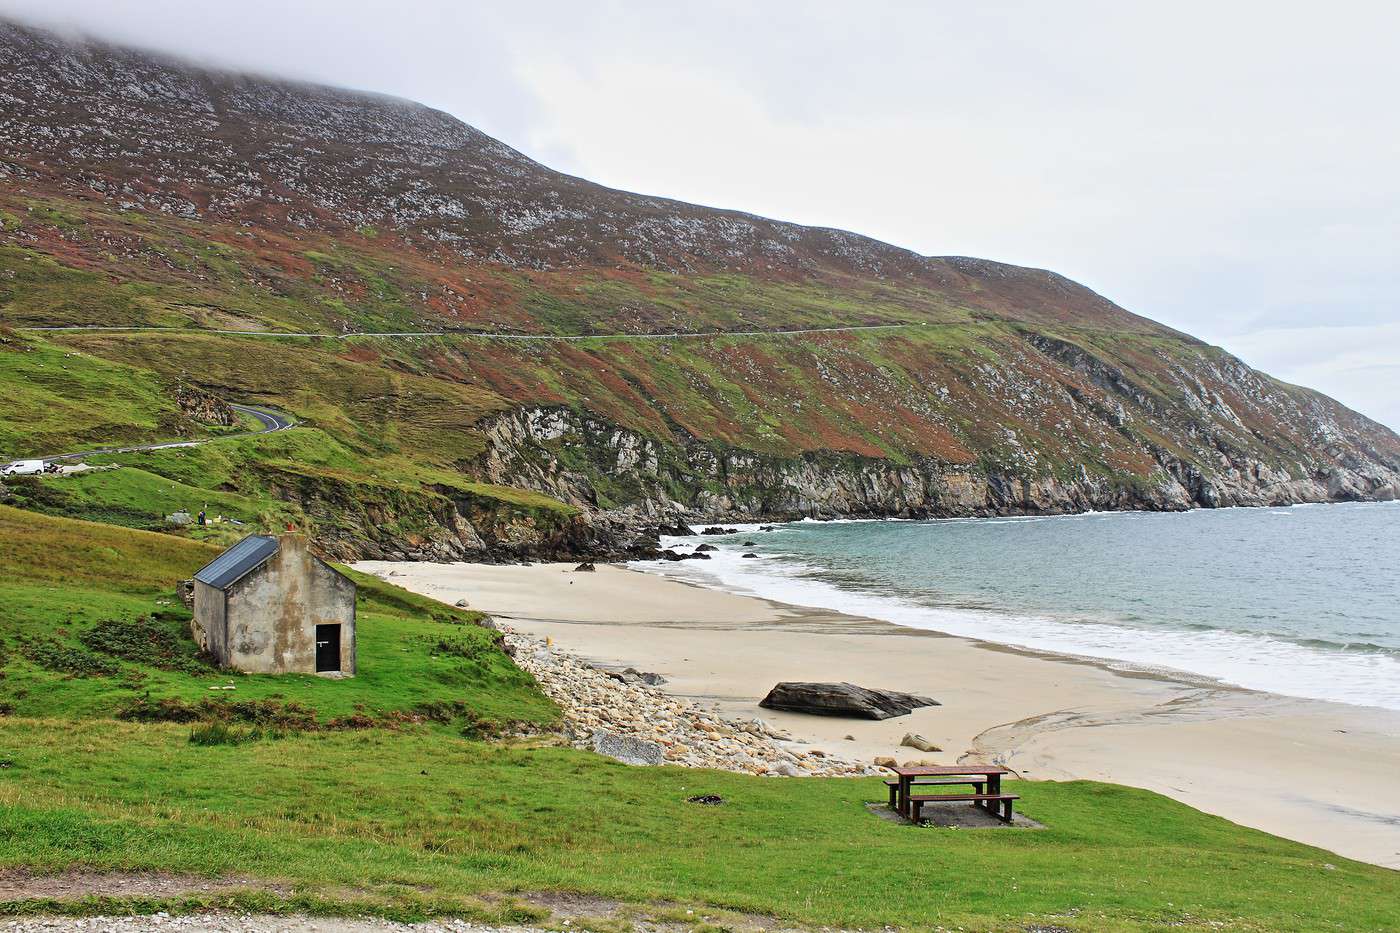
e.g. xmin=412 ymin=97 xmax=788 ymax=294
xmin=759 ymin=681 xmax=940 ymax=719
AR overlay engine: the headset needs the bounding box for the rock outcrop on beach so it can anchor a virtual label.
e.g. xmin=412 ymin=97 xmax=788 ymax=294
xmin=759 ymin=682 xmax=941 ymax=720
xmin=2 ymin=18 xmax=1399 ymax=562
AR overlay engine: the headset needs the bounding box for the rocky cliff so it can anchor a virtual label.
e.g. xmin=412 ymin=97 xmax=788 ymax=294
xmin=474 ymin=402 xmax=1399 ymax=527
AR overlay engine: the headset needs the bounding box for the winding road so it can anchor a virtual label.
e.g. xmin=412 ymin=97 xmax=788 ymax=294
xmin=34 ymin=403 xmax=294 ymax=464
xmin=13 ymin=321 xmax=920 ymax=462
xmin=21 ymin=322 xmax=924 ymax=341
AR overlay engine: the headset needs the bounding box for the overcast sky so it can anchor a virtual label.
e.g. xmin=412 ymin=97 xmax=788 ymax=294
xmin=6 ymin=0 xmax=1398 ymax=430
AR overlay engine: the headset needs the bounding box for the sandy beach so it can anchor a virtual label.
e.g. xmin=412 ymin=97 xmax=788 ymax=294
xmin=355 ymin=559 xmax=1400 ymax=870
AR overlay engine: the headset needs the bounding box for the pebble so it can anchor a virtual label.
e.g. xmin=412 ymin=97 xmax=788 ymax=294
xmin=503 ymin=629 xmax=879 ymax=777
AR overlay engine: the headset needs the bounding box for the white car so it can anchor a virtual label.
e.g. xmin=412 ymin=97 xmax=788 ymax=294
xmin=1 ymin=459 xmax=45 ymax=476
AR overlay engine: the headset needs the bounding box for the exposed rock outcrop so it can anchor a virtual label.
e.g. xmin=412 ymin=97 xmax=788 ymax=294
xmin=471 ymin=402 xmax=1400 ymax=533
xmin=759 ymin=682 xmax=941 ymax=720
xmin=171 ymin=384 xmax=235 ymax=427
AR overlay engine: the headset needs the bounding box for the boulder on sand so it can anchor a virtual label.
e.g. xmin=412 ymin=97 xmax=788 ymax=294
xmin=606 ymin=666 xmax=667 ymax=686
xmin=759 ymin=682 xmax=939 ymax=720
xmin=901 ymin=733 xmax=942 ymax=752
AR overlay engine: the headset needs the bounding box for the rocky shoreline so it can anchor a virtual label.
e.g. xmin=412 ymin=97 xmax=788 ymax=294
xmin=343 ymin=399 xmax=1400 ymax=564
xmin=500 ymin=625 xmax=879 ymax=778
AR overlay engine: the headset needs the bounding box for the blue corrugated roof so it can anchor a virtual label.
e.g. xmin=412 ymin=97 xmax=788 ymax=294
xmin=193 ymin=534 xmax=279 ymax=589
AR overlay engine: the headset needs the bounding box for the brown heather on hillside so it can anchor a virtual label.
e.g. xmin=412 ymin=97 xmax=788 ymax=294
xmin=1 ymin=18 xmax=1397 ymax=559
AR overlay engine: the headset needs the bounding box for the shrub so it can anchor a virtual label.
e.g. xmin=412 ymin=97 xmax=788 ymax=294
xmin=24 ymin=639 xmax=119 ymax=677
xmin=413 ymin=699 xmax=504 ymax=738
xmin=324 ymin=712 xmax=378 ymax=730
xmin=117 ymin=695 xmax=202 ymax=723
xmin=217 ymin=698 xmax=319 ymax=730
xmin=419 ymin=633 xmax=501 ymax=662
xmin=116 ymin=694 xmax=320 ymax=729
xmin=81 ymin=614 xmax=212 ymax=674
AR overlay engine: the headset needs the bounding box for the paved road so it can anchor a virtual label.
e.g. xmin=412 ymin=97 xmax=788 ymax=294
xmin=33 ymin=403 xmax=294 ymax=463
xmin=22 ymin=322 xmax=924 ymax=341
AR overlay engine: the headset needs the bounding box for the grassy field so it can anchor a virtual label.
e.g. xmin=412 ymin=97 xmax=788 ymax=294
xmin=5 ymin=722 xmax=1395 ymax=932
xmin=0 ymin=505 xmax=1397 ymax=931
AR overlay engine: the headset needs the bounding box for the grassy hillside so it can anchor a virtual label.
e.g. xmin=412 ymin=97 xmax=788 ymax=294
xmin=0 ymin=507 xmax=1397 ymax=931
xmin=0 ymin=506 xmax=556 ymax=726
xmin=0 ymin=331 xmax=585 ymax=558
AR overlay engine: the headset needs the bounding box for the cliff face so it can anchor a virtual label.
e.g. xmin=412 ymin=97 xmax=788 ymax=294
xmin=1 ymin=19 xmax=1398 ymax=559
xmin=475 ymin=403 xmax=1399 ymax=527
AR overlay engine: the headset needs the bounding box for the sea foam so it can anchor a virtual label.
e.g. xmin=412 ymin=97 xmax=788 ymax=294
xmin=639 ymin=511 xmax=1400 ymax=712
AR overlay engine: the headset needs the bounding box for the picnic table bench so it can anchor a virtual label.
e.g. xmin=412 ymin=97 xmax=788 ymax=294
xmin=887 ymin=765 xmax=1018 ymax=823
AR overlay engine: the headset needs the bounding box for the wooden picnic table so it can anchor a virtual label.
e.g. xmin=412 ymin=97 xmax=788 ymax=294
xmin=887 ymin=764 xmax=1017 ymax=823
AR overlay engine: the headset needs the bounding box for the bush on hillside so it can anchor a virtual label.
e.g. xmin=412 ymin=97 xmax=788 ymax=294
xmin=23 ymin=638 xmax=119 ymax=677
xmin=421 ymin=634 xmax=499 ymax=662
xmin=80 ymin=612 xmax=213 ymax=674
xmin=116 ymin=695 xmax=203 ymax=723
xmin=117 ymin=694 xmax=321 ymax=728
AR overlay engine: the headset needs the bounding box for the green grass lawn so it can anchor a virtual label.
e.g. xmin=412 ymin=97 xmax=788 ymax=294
xmin=0 ymin=724 xmax=1394 ymax=931
xmin=0 ymin=505 xmax=1397 ymax=931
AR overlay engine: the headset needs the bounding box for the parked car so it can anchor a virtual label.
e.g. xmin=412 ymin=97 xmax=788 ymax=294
xmin=1 ymin=459 xmax=45 ymax=476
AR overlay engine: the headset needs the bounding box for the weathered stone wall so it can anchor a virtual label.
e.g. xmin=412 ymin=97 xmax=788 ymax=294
xmin=190 ymin=579 xmax=226 ymax=659
xmin=220 ymin=535 xmax=357 ymax=675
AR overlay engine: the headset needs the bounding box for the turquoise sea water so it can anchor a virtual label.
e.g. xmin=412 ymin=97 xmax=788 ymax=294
xmin=643 ymin=501 xmax=1400 ymax=711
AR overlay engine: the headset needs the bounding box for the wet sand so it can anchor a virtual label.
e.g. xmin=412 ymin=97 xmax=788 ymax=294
xmin=354 ymin=560 xmax=1400 ymax=869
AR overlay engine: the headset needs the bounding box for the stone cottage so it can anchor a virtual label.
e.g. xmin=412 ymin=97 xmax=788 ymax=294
xmin=191 ymin=533 xmax=356 ymax=675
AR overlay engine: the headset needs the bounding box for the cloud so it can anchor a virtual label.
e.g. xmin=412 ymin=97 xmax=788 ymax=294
xmin=1224 ymin=323 xmax=1400 ymax=429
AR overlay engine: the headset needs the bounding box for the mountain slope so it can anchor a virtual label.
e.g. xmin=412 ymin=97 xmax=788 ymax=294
xmin=1 ymin=19 xmax=1397 ymax=559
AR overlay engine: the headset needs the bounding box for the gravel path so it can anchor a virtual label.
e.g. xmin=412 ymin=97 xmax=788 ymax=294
xmin=0 ymin=917 xmax=542 ymax=933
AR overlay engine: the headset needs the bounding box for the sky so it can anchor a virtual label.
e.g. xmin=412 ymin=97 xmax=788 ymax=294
xmin=5 ymin=0 xmax=1398 ymax=430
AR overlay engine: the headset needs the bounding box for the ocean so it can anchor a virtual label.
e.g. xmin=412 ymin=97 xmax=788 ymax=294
xmin=640 ymin=501 xmax=1400 ymax=711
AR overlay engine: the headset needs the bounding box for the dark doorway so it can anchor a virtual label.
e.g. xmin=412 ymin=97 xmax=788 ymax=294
xmin=315 ymin=623 xmax=341 ymax=672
